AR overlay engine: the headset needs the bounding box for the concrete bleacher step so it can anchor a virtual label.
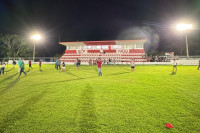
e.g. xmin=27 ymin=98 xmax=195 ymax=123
xmin=60 ymin=52 xmax=148 ymax=63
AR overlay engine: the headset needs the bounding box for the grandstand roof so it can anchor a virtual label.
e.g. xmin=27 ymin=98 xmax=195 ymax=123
xmin=59 ymin=40 xmax=146 ymax=46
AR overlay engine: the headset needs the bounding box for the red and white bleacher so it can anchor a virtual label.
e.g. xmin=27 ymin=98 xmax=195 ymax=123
xmin=59 ymin=40 xmax=149 ymax=64
xmin=60 ymin=49 xmax=148 ymax=64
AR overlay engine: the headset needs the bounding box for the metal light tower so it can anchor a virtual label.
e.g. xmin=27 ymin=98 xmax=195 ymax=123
xmin=31 ymin=34 xmax=41 ymax=61
xmin=176 ymin=23 xmax=193 ymax=59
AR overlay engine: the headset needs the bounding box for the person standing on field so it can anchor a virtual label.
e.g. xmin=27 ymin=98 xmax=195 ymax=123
xmin=39 ymin=60 xmax=42 ymax=71
xmin=12 ymin=60 xmax=16 ymax=69
xmin=55 ymin=59 xmax=58 ymax=69
xmin=97 ymin=58 xmax=103 ymax=76
xmin=19 ymin=59 xmax=27 ymax=77
xmin=61 ymin=62 xmax=66 ymax=72
xmin=0 ymin=61 xmax=6 ymax=75
xmin=57 ymin=60 xmax=61 ymax=70
xmin=29 ymin=59 xmax=33 ymax=70
xmin=76 ymin=58 xmax=81 ymax=70
xmin=172 ymin=59 xmax=177 ymax=74
xmin=197 ymin=59 xmax=200 ymax=70
xmin=130 ymin=59 xmax=135 ymax=71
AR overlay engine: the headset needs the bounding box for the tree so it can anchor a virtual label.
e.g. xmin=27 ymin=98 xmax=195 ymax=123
xmin=0 ymin=34 xmax=33 ymax=58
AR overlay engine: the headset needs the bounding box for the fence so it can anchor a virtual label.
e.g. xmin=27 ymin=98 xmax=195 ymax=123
xmin=0 ymin=56 xmax=199 ymax=65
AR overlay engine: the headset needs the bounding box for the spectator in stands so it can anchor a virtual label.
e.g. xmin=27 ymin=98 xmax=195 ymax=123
xmin=197 ymin=59 xmax=200 ymax=70
xmin=61 ymin=62 xmax=66 ymax=72
xmin=18 ymin=59 xmax=21 ymax=73
xmin=39 ymin=60 xmax=42 ymax=71
xmin=76 ymin=58 xmax=81 ymax=70
xmin=0 ymin=61 xmax=6 ymax=75
xmin=19 ymin=59 xmax=27 ymax=77
xmin=97 ymin=58 xmax=103 ymax=76
xmin=12 ymin=60 xmax=16 ymax=69
xmin=29 ymin=59 xmax=33 ymax=70
xmin=172 ymin=59 xmax=177 ymax=74
xmin=130 ymin=59 xmax=135 ymax=71
xmin=57 ymin=60 xmax=61 ymax=70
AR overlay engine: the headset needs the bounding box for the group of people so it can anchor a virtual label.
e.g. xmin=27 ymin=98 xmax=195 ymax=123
xmin=1 ymin=58 xmax=200 ymax=77
xmin=54 ymin=58 xmax=134 ymax=76
xmin=1 ymin=59 xmax=42 ymax=77
xmin=55 ymin=59 xmax=66 ymax=71
xmin=18 ymin=59 xmax=42 ymax=77
xmin=55 ymin=58 xmax=103 ymax=76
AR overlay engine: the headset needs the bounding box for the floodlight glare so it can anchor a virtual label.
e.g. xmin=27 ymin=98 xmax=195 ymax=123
xmin=31 ymin=34 xmax=41 ymax=40
xmin=175 ymin=23 xmax=193 ymax=59
xmin=176 ymin=23 xmax=193 ymax=31
xmin=31 ymin=34 xmax=41 ymax=62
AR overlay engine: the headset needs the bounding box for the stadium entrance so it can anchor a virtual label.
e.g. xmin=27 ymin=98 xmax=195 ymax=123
xmin=59 ymin=40 xmax=148 ymax=64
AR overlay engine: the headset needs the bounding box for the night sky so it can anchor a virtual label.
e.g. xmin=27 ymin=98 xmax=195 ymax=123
xmin=0 ymin=0 xmax=200 ymax=56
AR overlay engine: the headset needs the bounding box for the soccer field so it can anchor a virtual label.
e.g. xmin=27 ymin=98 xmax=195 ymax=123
xmin=0 ymin=64 xmax=199 ymax=133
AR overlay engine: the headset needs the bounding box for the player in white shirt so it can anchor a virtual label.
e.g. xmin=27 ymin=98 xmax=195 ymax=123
xmin=130 ymin=59 xmax=135 ymax=71
xmin=172 ymin=59 xmax=177 ymax=74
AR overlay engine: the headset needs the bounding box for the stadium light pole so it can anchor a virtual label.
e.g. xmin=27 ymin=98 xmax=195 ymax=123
xmin=31 ymin=34 xmax=41 ymax=62
xmin=176 ymin=23 xmax=193 ymax=59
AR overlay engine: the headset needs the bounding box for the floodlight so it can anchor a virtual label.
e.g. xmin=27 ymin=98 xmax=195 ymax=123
xmin=31 ymin=34 xmax=41 ymax=40
xmin=176 ymin=23 xmax=193 ymax=31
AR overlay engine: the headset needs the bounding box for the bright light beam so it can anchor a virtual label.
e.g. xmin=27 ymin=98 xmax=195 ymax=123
xmin=176 ymin=23 xmax=193 ymax=31
xmin=31 ymin=34 xmax=41 ymax=40
xmin=176 ymin=23 xmax=193 ymax=59
xmin=31 ymin=34 xmax=41 ymax=62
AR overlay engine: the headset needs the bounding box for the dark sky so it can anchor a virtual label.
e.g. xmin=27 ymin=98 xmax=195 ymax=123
xmin=0 ymin=0 xmax=200 ymax=56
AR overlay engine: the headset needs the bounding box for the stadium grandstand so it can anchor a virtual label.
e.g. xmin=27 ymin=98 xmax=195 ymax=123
xmin=59 ymin=40 xmax=148 ymax=64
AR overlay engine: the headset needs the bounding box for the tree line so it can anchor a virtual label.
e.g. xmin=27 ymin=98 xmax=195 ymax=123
xmin=0 ymin=34 xmax=33 ymax=58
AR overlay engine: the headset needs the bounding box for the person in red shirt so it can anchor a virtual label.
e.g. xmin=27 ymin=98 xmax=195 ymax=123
xmin=28 ymin=59 xmax=33 ymax=70
xmin=97 ymin=58 xmax=102 ymax=76
xmin=39 ymin=60 xmax=42 ymax=71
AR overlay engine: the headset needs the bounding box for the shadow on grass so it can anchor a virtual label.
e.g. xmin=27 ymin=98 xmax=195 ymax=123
xmin=28 ymin=71 xmax=130 ymax=87
xmin=30 ymin=76 xmax=98 ymax=87
xmin=5 ymin=69 xmax=13 ymax=73
xmin=171 ymin=72 xmax=177 ymax=75
xmin=0 ymin=77 xmax=20 ymax=96
xmin=78 ymin=84 xmax=98 ymax=132
xmin=67 ymin=71 xmax=79 ymax=78
xmin=0 ymin=73 xmax=18 ymax=84
xmin=0 ymin=91 xmax=46 ymax=132
xmin=120 ymin=66 xmax=131 ymax=71
xmin=107 ymin=71 xmax=130 ymax=76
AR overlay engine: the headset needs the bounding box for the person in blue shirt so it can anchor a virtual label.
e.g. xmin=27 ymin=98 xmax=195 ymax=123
xmin=55 ymin=59 xmax=58 ymax=69
xmin=19 ymin=59 xmax=27 ymax=77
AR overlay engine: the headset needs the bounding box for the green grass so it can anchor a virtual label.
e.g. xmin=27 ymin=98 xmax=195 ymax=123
xmin=0 ymin=64 xmax=199 ymax=133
